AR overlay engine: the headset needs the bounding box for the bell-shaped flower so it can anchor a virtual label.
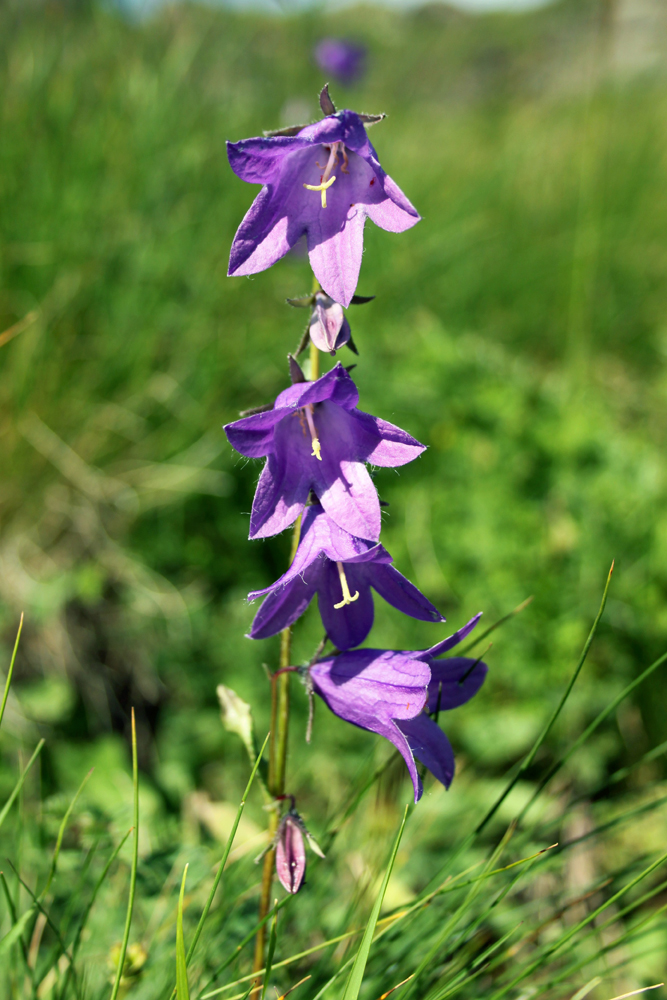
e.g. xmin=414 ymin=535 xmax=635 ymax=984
xmin=309 ymin=614 xmax=487 ymax=802
xmin=224 ymin=363 xmax=424 ymax=542
xmin=227 ymin=86 xmax=420 ymax=308
xmin=248 ymin=503 xmax=444 ymax=650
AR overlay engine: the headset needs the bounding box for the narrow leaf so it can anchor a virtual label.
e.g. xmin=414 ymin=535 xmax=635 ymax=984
xmin=176 ymin=864 xmax=190 ymax=1000
xmin=342 ymin=806 xmax=409 ymax=1000
xmin=0 ymin=906 xmax=34 ymax=956
xmin=0 ymin=614 xmax=23 ymax=730
xmin=0 ymin=740 xmax=45 ymax=832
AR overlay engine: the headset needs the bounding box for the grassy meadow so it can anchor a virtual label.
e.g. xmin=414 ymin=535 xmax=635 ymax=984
xmin=3 ymin=0 xmax=667 ymax=995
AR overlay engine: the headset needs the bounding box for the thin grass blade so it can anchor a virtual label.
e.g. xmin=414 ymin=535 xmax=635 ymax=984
xmin=341 ymin=804 xmax=409 ymax=1000
xmin=177 ymin=864 xmax=191 ymax=1000
xmin=0 ymin=740 xmax=45 ymax=832
xmin=0 ymin=614 xmax=23 ymax=730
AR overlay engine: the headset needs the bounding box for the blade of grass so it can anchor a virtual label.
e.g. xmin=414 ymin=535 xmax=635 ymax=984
xmin=0 ymin=740 xmax=45 ymax=833
xmin=0 ymin=614 xmax=23 ymax=730
xmin=260 ymin=901 xmax=278 ymax=1000
xmin=41 ymin=769 xmax=94 ymax=900
xmin=0 ymin=872 xmax=34 ymax=990
xmin=177 ymin=864 xmax=190 ymax=1000
xmin=185 ymin=730 xmax=270 ymax=971
xmin=342 ymin=804 xmax=409 ymax=1000
xmin=109 ymin=708 xmax=139 ymax=1000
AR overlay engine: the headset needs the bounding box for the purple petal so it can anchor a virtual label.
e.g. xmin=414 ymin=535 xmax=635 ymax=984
xmin=249 ymin=429 xmax=311 ymax=539
xmin=397 ymin=714 xmax=455 ymax=789
xmin=421 ymin=613 xmax=483 ymax=660
xmin=317 ymin=562 xmax=375 ymax=650
xmin=313 ymin=401 xmax=381 ymax=541
xmin=365 ymin=172 xmax=421 ymax=233
xmin=310 ymin=649 xmax=430 ymax=802
xmin=248 ymin=569 xmax=319 ymax=639
xmin=224 ymin=406 xmax=291 ymax=458
xmin=369 ymin=564 xmax=445 ymax=623
xmin=228 ymin=184 xmax=303 ymax=278
xmin=298 ymin=363 xmax=359 ymax=411
xmin=426 ymin=656 xmax=488 ymax=712
xmin=352 ymin=411 xmax=425 ymax=467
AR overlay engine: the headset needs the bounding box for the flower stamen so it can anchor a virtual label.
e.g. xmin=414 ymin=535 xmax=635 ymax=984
xmin=304 ymin=143 xmax=341 ymax=208
xmin=303 ymin=405 xmax=322 ymax=460
xmin=333 ymin=561 xmax=359 ymax=609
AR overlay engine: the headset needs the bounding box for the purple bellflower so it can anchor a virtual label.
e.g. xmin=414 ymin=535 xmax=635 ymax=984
xmin=314 ymin=38 xmax=367 ymax=85
xmin=248 ymin=503 xmax=444 ymax=650
xmin=309 ymin=614 xmax=488 ymax=802
xmin=224 ymin=362 xmax=424 ymax=542
xmin=275 ymin=806 xmax=325 ymax=895
xmin=227 ymin=86 xmax=420 ymax=308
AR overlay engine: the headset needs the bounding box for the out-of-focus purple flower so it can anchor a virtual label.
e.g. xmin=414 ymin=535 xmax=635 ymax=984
xmin=248 ymin=503 xmax=444 ymax=650
xmin=224 ymin=363 xmax=424 ymax=542
xmin=314 ymin=38 xmax=366 ymax=85
xmin=227 ymin=86 xmax=420 ymax=308
xmin=275 ymin=807 xmax=325 ymax=894
xmin=309 ymin=614 xmax=487 ymax=802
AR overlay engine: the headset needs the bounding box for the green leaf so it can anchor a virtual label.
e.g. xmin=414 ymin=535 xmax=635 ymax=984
xmin=176 ymin=864 xmax=190 ymax=1000
xmin=0 ymin=906 xmax=35 ymax=957
xmin=342 ymin=805 xmax=409 ymax=1000
xmin=0 ymin=614 xmax=23 ymax=730
xmin=0 ymin=739 xmax=45 ymax=832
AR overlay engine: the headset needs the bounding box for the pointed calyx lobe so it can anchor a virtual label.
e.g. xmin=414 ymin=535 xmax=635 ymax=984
xmin=224 ymin=363 xmax=424 ymax=542
xmin=226 ymin=102 xmax=420 ymax=307
xmin=247 ymin=503 xmax=444 ymax=650
xmin=309 ymin=614 xmax=487 ymax=802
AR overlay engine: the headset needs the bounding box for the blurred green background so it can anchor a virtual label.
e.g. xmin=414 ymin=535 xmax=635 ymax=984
xmin=3 ymin=0 xmax=667 ymax=993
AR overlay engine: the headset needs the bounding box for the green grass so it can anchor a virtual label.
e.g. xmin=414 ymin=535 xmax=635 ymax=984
xmin=2 ymin=0 xmax=667 ymax=996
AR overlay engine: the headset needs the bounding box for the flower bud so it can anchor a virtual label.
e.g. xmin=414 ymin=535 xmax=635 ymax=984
xmin=276 ymin=814 xmax=307 ymax=894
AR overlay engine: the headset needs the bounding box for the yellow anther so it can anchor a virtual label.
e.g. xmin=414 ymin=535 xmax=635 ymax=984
xmin=303 ymin=175 xmax=337 ymax=209
xmin=334 ymin=562 xmax=359 ymax=609
xmin=304 ymin=405 xmax=322 ymax=460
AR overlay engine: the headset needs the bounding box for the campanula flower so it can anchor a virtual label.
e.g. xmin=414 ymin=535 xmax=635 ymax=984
xmin=248 ymin=503 xmax=444 ymax=650
xmin=275 ymin=806 xmax=325 ymax=895
xmin=227 ymin=86 xmax=420 ymax=308
xmin=224 ymin=363 xmax=424 ymax=541
xmin=309 ymin=614 xmax=487 ymax=802
xmin=314 ymin=38 xmax=366 ymax=85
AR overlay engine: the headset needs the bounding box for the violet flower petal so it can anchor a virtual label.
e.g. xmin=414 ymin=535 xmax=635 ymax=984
xmin=369 ymin=564 xmax=445 ymax=624
xmin=421 ymin=612 xmax=483 ymax=660
xmin=248 ymin=562 xmax=320 ymax=640
xmin=310 ymin=650 xmax=430 ymax=802
xmin=396 ymin=714 xmax=456 ymax=789
xmin=352 ymin=410 xmax=426 ymax=467
xmin=426 ymin=656 xmax=488 ymax=712
xmin=317 ymin=561 xmax=375 ymax=650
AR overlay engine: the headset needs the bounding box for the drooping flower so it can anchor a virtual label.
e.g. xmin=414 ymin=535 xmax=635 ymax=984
xmin=224 ymin=362 xmax=424 ymax=542
xmin=275 ymin=806 xmax=325 ymax=895
xmin=309 ymin=614 xmax=487 ymax=802
xmin=314 ymin=38 xmax=367 ymax=85
xmin=248 ymin=503 xmax=444 ymax=650
xmin=227 ymin=86 xmax=420 ymax=308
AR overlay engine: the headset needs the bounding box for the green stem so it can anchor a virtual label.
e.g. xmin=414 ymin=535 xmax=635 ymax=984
xmin=252 ymin=521 xmax=300 ymax=987
xmin=252 ymin=283 xmax=322 ymax=987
